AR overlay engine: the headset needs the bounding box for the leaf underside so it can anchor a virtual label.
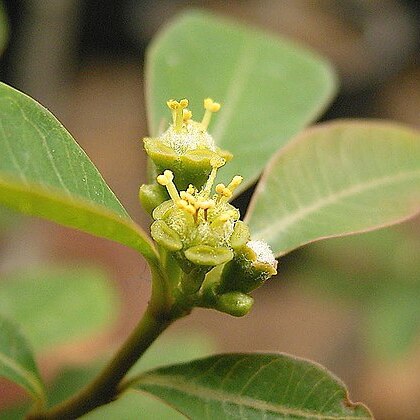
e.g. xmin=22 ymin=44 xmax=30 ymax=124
xmin=146 ymin=10 xmax=337 ymax=194
xmin=0 ymin=82 xmax=157 ymax=263
xmin=246 ymin=120 xmax=420 ymax=257
xmin=130 ymin=353 xmax=372 ymax=419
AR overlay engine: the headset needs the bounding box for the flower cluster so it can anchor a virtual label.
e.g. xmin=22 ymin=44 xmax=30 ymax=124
xmin=141 ymin=98 xmax=277 ymax=316
xmin=143 ymin=98 xmax=232 ymax=192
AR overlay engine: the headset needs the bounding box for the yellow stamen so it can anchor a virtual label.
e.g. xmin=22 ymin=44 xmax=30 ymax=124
xmin=157 ymin=170 xmax=180 ymax=202
xmin=187 ymin=184 xmax=196 ymax=195
xmin=201 ymin=98 xmax=221 ymax=130
xmin=211 ymin=210 xmax=237 ymax=227
xmin=227 ymin=175 xmax=243 ymax=194
xmin=179 ymin=98 xmax=189 ymax=108
xmin=204 ymin=98 xmax=221 ymax=112
xmin=215 ymin=184 xmax=225 ymax=195
xmin=198 ymin=199 xmax=215 ymax=210
xmin=182 ymin=109 xmax=192 ymax=122
xmin=167 ymin=98 xmax=189 ymax=132
xmin=203 ymin=157 xmax=225 ymax=197
xmin=186 ymin=204 xmax=196 ymax=215
xmin=177 ymin=199 xmax=189 ymax=210
xmin=216 ymin=183 xmax=232 ymax=199
xmin=167 ymin=99 xmax=178 ymax=126
xmin=177 ymin=199 xmax=196 ymax=215
xmin=180 ymin=191 xmax=197 ymax=206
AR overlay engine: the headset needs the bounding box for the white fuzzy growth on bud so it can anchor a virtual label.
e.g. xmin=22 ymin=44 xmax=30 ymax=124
xmin=246 ymin=240 xmax=277 ymax=269
xmin=160 ymin=123 xmax=216 ymax=155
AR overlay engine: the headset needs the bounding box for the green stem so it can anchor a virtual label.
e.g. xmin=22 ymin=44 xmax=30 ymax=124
xmin=27 ymin=267 xmax=176 ymax=420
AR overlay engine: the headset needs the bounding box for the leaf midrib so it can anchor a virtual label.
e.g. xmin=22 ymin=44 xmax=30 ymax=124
xmin=135 ymin=374 xmax=368 ymax=419
xmin=253 ymin=168 xmax=420 ymax=243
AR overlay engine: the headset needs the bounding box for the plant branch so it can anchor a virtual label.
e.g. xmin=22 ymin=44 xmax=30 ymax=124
xmin=27 ymin=267 xmax=176 ymax=420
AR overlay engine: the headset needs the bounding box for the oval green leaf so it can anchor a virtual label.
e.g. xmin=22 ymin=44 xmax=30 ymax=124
xmin=129 ymin=353 xmax=371 ymax=419
xmin=0 ymin=82 xmax=157 ymax=264
xmin=0 ymin=315 xmax=45 ymax=404
xmin=146 ymin=10 xmax=337 ymax=193
xmin=246 ymin=121 xmax=420 ymax=256
xmin=0 ymin=266 xmax=118 ymax=351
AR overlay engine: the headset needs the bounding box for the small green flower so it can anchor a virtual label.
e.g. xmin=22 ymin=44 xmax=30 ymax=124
xmin=143 ymin=98 xmax=232 ymax=191
xmin=151 ymin=160 xmax=242 ymax=272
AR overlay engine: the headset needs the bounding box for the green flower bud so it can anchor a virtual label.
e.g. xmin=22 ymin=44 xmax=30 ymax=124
xmin=139 ymin=183 xmax=168 ymax=214
xmin=143 ymin=98 xmax=232 ymax=191
xmin=219 ymin=240 xmax=278 ymax=293
xmin=214 ymin=291 xmax=254 ymax=317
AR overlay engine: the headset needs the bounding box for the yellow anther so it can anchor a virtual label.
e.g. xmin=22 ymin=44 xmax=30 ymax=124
xmin=215 ymin=184 xmax=230 ymax=197
xmin=198 ymin=199 xmax=215 ymax=210
xmin=216 ymin=184 xmax=226 ymax=195
xmin=156 ymin=170 xmax=180 ymax=202
xmin=177 ymin=197 xmax=196 ymax=217
xmin=182 ymin=109 xmax=192 ymax=122
xmin=187 ymin=184 xmax=196 ymax=195
xmin=204 ymin=98 xmax=221 ymax=113
xmin=198 ymin=199 xmax=215 ymax=221
xmin=210 ymin=156 xmax=225 ymax=169
xmin=180 ymin=191 xmax=197 ymax=205
xmin=227 ymin=175 xmax=243 ymax=193
xmin=177 ymin=199 xmax=189 ymax=209
xmin=166 ymin=99 xmax=179 ymax=110
xmin=157 ymin=169 xmax=172 ymax=186
xmin=179 ymin=98 xmax=189 ymax=108
xmin=167 ymin=98 xmax=189 ymax=132
xmin=185 ymin=204 xmax=196 ymax=215
xmin=202 ymin=97 xmax=221 ymax=130
xmin=222 ymin=189 xmax=232 ymax=198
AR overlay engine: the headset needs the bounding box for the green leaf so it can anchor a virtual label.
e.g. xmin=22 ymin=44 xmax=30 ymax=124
xmin=246 ymin=121 xmax=420 ymax=256
xmin=0 ymin=83 xmax=157 ymax=264
xmin=0 ymin=266 xmax=118 ymax=351
xmin=366 ymin=287 xmax=420 ymax=361
xmin=146 ymin=10 xmax=336 ymax=193
xmin=0 ymin=332 xmax=216 ymax=419
xmin=297 ymin=227 xmax=420 ymax=361
xmin=129 ymin=353 xmax=371 ymax=419
xmin=84 ymin=332 xmax=217 ymax=419
xmin=0 ymin=314 xmax=45 ymax=404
